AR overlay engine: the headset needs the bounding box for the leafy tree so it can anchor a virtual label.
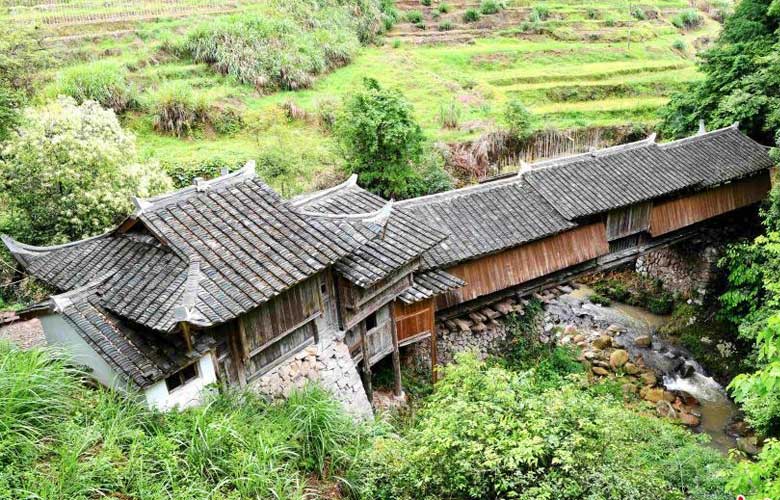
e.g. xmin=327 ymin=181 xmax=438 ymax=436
xmin=660 ymin=0 xmax=780 ymax=142
xmin=0 ymin=98 xmax=172 ymax=245
xmin=336 ymin=78 xmax=427 ymax=198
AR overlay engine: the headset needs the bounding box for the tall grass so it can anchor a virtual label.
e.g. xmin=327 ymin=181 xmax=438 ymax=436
xmin=181 ymin=0 xmax=392 ymax=92
xmin=0 ymin=343 xmax=369 ymax=499
xmin=148 ymin=81 xmax=211 ymax=137
xmin=49 ymin=61 xmax=136 ymax=113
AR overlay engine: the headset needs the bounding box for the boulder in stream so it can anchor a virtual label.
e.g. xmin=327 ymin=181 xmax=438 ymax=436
xmin=610 ymin=349 xmax=629 ymax=369
xmin=634 ymin=335 xmax=652 ymax=348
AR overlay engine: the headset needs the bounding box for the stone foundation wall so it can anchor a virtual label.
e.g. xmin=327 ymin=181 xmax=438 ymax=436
xmin=635 ymin=239 xmax=721 ymax=300
xmin=250 ymin=334 xmax=373 ymax=419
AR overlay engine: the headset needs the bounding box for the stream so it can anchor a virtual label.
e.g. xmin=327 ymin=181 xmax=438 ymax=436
xmin=559 ymin=286 xmax=739 ymax=454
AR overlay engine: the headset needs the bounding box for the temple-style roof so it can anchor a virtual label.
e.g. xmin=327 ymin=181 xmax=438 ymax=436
xmin=291 ymin=177 xmax=448 ymax=287
xmin=4 ymin=168 xmax=381 ymax=332
xmin=47 ymin=283 xmax=213 ymax=388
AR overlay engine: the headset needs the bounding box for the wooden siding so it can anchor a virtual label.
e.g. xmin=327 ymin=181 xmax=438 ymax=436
xmin=606 ymin=202 xmax=652 ymax=241
xmin=437 ymin=223 xmax=610 ymax=309
xmin=338 ymin=262 xmax=415 ymax=330
xmin=238 ymin=276 xmax=322 ymax=379
xmin=650 ymin=173 xmax=770 ymax=237
xmin=394 ymin=298 xmax=435 ymax=344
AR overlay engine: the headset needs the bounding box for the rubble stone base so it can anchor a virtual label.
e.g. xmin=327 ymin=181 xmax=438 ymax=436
xmin=250 ymin=335 xmax=373 ymax=419
xmin=635 ymin=238 xmax=721 ymax=300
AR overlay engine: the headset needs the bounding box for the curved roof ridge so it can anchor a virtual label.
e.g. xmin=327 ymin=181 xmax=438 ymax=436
xmin=132 ymin=161 xmax=257 ymax=216
xmin=659 ymin=122 xmax=741 ymax=149
xmin=295 ymin=200 xmax=394 ymax=221
xmin=1 ymin=231 xmax=113 ymax=256
xmin=49 ymin=274 xmax=113 ymax=313
xmin=530 ymin=133 xmax=656 ymax=170
xmin=288 ymin=174 xmax=358 ymax=208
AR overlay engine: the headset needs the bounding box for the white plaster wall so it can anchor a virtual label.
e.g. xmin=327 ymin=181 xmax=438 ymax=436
xmin=144 ymin=354 xmax=217 ymax=411
xmin=39 ymin=313 xmax=129 ymax=391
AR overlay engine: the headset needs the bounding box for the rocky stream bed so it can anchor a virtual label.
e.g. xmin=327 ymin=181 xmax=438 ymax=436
xmin=543 ymin=285 xmax=757 ymax=455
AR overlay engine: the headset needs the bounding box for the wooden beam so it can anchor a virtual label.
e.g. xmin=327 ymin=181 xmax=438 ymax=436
xmin=180 ymin=322 xmax=193 ymax=352
xmin=431 ymin=322 xmax=438 ymax=385
xmin=359 ymin=323 xmax=373 ymax=403
xmin=390 ymin=301 xmax=403 ymax=397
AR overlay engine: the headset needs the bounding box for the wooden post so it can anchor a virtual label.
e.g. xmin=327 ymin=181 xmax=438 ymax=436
xmin=431 ymin=323 xmax=438 ymax=385
xmin=390 ymin=301 xmax=403 ymax=397
xmin=359 ymin=324 xmax=373 ymax=403
xmin=228 ymin=323 xmax=247 ymax=387
xmin=180 ymin=322 xmax=193 ymax=352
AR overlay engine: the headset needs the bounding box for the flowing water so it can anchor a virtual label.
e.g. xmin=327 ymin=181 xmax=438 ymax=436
xmin=565 ymin=286 xmax=739 ymax=454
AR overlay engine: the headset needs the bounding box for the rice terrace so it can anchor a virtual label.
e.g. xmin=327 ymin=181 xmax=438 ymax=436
xmin=2 ymin=0 xmax=780 ymax=499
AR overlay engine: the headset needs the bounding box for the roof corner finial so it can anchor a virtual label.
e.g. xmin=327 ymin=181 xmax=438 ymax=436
xmin=243 ymin=160 xmax=256 ymax=177
xmin=194 ymin=177 xmax=207 ymax=192
xmin=131 ymin=196 xmax=152 ymax=215
xmin=517 ymin=160 xmax=530 ymax=177
xmin=698 ymin=119 xmax=706 ymax=135
xmin=731 ymin=121 xmax=740 ymax=130
xmin=589 ymin=146 xmax=598 ymax=157
xmin=646 ymin=133 xmax=657 ymax=144
xmin=220 ymin=166 xmax=229 ymax=176
xmin=346 ymin=173 xmax=358 ymax=186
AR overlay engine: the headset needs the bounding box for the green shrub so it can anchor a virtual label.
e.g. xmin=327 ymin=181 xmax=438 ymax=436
xmin=0 ymin=86 xmax=20 ymax=142
xmin=589 ymin=293 xmax=612 ymax=306
xmin=531 ymin=4 xmax=550 ymax=20
xmin=586 ymin=7 xmax=599 ymax=19
xmin=421 ymin=0 xmax=431 ymax=5
xmin=647 ymin=292 xmax=674 ymax=315
xmin=437 ymin=2 xmax=450 ymax=14
xmin=463 ymin=8 xmax=481 ymax=22
xmin=479 ymin=0 xmax=502 ymax=15
xmin=406 ymin=10 xmax=424 ymax=23
xmin=672 ymin=38 xmax=686 ymax=51
xmin=414 ymin=21 xmax=427 ymax=29
xmin=503 ymin=99 xmax=534 ymax=138
xmin=358 ymin=353 xmax=731 ymax=499
xmin=631 ymin=6 xmax=647 ymax=20
xmin=391 ymin=38 xmax=402 ymax=48
xmin=148 ymin=82 xmax=210 ymax=137
xmin=50 ymin=61 xmax=135 ymax=113
xmin=604 ymin=16 xmax=617 ymax=27
xmin=672 ymin=9 xmax=703 ymax=29
xmin=437 ymin=20 xmax=454 ymax=31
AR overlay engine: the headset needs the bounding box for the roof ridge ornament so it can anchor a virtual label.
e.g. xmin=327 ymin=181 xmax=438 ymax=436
xmin=731 ymin=121 xmax=740 ymax=129
xmin=698 ymin=119 xmax=706 ymax=135
xmin=646 ymin=133 xmax=657 ymax=143
xmin=288 ymin=174 xmax=358 ymax=208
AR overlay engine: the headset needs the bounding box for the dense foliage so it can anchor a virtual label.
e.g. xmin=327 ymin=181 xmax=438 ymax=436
xmin=182 ymin=0 xmax=394 ymax=92
xmin=0 ymin=342 xmax=373 ymax=499
xmin=357 ymin=353 xmax=731 ymax=500
xmin=660 ymin=0 xmax=780 ymax=143
xmin=336 ymin=78 xmax=451 ymax=198
xmin=717 ymin=179 xmax=780 ymax=495
xmin=0 ymin=98 xmax=171 ymax=245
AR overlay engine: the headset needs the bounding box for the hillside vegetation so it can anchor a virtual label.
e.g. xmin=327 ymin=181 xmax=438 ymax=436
xmin=2 ymin=0 xmax=728 ymax=194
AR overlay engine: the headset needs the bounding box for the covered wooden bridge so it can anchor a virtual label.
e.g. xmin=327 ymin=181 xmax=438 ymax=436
xmin=3 ymin=124 xmax=774 ymax=408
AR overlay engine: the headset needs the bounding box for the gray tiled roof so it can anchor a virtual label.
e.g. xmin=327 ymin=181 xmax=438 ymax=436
xmin=291 ymin=177 xmax=448 ymax=287
xmin=398 ymin=269 xmax=466 ymax=304
xmin=523 ymin=124 xmax=772 ymax=220
xmin=53 ymin=284 xmax=213 ymax=388
xmin=659 ymin=125 xmax=773 ymax=187
xmin=397 ymin=180 xmax=575 ymax=269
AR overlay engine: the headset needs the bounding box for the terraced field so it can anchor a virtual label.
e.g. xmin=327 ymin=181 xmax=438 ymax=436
xmin=5 ymin=0 xmax=729 ymax=191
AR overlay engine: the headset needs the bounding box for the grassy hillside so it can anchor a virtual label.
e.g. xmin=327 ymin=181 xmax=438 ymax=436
xmin=4 ymin=0 xmax=728 ymax=193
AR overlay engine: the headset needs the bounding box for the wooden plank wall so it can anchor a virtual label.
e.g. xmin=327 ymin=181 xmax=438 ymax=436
xmin=394 ymin=298 xmax=435 ymax=343
xmin=606 ymin=202 xmax=652 ymax=240
xmin=437 ymin=223 xmax=610 ymax=309
xmin=649 ymin=173 xmax=770 ymax=237
xmin=238 ymin=276 xmax=321 ymax=379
